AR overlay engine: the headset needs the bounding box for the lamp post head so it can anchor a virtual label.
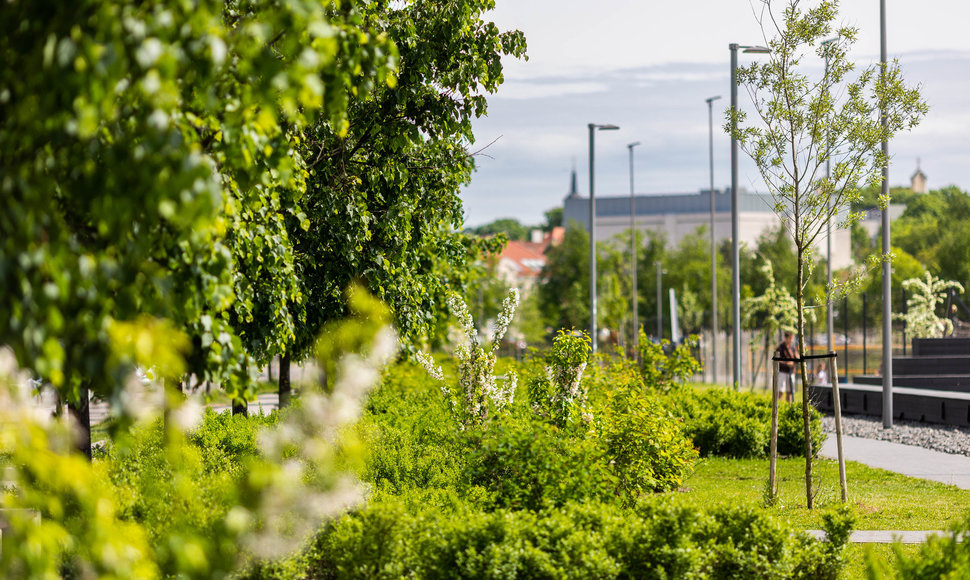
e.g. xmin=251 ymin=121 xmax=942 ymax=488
xmin=821 ymin=37 xmax=839 ymax=46
xmin=627 ymin=141 xmax=641 ymax=150
xmin=706 ymin=95 xmax=722 ymax=105
xmin=589 ymin=123 xmax=620 ymax=131
xmin=741 ymin=45 xmax=771 ymax=54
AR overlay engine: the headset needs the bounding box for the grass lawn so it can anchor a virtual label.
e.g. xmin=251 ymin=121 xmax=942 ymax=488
xmin=672 ymin=456 xmax=970 ymax=530
xmin=670 ymin=456 xmax=969 ymax=578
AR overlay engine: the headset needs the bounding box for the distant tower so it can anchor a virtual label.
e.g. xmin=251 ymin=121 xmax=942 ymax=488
xmin=565 ymin=164 xmax=580 ymax=199
xmin=911 ymin=158 xmax=927 ymax=194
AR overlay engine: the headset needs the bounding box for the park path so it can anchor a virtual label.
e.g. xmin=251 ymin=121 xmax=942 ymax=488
xmin=804 ymin=435 xmax=970 ymax=544
xmin=820 ymin=435 xmax=970 ymax=490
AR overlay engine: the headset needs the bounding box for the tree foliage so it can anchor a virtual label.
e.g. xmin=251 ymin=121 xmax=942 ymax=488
xmin=289 ymin=0 xmax=526 ymax=359
xmin=468 ymin=218 xmax=530 ymax=241
xmin=893 ymin=187 xmax=970 ymax=294
xmin=0 ymin=0 xmax=394 ymax=443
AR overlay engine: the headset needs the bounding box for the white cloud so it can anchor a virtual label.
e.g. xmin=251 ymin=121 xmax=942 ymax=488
xmin=463 ymin=3 xmax=970 ymax=227
xmin=494 ymin=80 xmax=609 ymax=100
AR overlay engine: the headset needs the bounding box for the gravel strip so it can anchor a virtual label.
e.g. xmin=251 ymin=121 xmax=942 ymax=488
xmin=822 ymin=414 xmax=970 ymax=457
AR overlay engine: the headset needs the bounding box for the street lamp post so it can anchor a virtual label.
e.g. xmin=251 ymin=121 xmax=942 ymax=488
xmin=706 ymin=95 xmax=722 ymax=384
xmin=880 ymin=0 xmax=893 ymax=428
xmin=628 ymin=141 xmax=641 ymax=359
xmin=656 ymin=261 xmax=665 ymax=340
xmin=589 ymin=123 xmax=620 ymax=355
xmin=730 ymin=43 xmax=769 ymax=390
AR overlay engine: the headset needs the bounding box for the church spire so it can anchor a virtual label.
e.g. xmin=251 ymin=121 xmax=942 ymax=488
xmin=565 ymin=161 xmax=579 ymax=199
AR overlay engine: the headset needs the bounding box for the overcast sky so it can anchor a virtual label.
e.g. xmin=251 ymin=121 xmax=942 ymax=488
xmin=459 ymin=0 xmax=970 ymax=227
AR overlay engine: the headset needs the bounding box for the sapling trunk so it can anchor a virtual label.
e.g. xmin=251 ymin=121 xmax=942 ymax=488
xmin=796 ymin=248 xmax=814 ymax=509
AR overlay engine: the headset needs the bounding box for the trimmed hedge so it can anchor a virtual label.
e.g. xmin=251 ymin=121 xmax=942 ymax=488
xmin=666 ymin=388 xmax=827 ymax=459
xmin=291 ymin=500 xmax=853 ymax=579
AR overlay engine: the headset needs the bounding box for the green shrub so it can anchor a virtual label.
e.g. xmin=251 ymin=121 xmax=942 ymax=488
xmin=593 ymin=381 xmax=699 ymax=498
xmin=866 ymin=516 xmax=970 ymax=578
xmin=666 ymin=388 xmax=825 ymax=458
xmin=188 ymin=408 xmax=278 ymax=475
xmin=465 ymin=417 xmax=613 ymax=510
xmin=298 ymin=499 xmax=853 ymax=579
xmin=637 ymin=330 xmax=702 ymax=391
xmin=357 ymin=363 xmax=466 ymax=496
xmin=778 ymin=399 xmax=826 ymax=457
xmin=528 ymin=328 xmax=591 ymax=428
xmin=105 ymin=415 xmax=246 ymax=577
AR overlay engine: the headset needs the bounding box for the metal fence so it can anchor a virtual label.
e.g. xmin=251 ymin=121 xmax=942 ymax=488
xmin=693 ymin=289 xmax=968 ymax=389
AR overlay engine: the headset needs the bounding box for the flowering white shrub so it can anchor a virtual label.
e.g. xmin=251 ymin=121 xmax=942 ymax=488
xmin=0 ymin=287 xmax=398 ymax=577
xmin=898 ymin=272 xmax=965 ymax=339
xmin=417 ymin=288 xmax=519 ymax=429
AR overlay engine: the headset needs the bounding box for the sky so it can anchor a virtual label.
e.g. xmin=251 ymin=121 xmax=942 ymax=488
xmin=459 ymin=0 xmax=970 ymax=228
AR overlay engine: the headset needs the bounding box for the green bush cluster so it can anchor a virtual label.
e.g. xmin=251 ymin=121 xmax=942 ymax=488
xmin=362 ymin=358 xmax=698 ymax=512
xmin=666 ymin=388 xmax=826 ymax=458
xmin=297 ymin=500 xmax=853 ymax=579
xmin=104 ymin=411 xmax=279 ymax=577
xmin=867 ymin=516 xmax=970 ymax=578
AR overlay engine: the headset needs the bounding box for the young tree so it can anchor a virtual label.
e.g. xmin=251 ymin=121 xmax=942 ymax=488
xmin=898 ymin=273 xmax=964 ymax=339
xmin=731 ymin=0 xmax=926 ymax=507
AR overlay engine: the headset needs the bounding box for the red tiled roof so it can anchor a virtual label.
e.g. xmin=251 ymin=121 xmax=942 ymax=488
xmin=499 ymin=240 xmax=547 ymax=278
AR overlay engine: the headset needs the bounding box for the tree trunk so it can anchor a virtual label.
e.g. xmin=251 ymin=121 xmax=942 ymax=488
xmin=67 ymin=382 xmax=92 ymax=460
xmin=796 ymin=250 xmax=815 ymax=509
xmin=232 ymin=397 xmax=248 ymax=417
xmin=279 ymin=351 xmax=291 ymax=409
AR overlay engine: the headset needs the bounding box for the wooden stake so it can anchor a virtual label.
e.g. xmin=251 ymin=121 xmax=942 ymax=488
xmin=830 ymin=353 xmax=848 ymax=501
xmin=769 ymin=358 xmax=780 ymax=501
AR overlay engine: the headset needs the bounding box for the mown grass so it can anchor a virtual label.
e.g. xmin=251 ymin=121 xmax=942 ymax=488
xmin=673 ymin=456 xmax=970 ymax=530
xmin=670 ymin=456 xmax=968 ymax=578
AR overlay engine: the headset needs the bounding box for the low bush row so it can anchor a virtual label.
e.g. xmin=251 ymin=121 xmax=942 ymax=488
xmin=665 ymin=388 xmax=826 ymax=459
xmin=251 ymin=500 xmax=854 ymax=579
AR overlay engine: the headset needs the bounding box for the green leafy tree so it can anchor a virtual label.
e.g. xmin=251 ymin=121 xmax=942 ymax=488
xmin=285 ymin=0 xmax=527 ymax=395
xmin=543 ymin=207 xmax=564 ymax=232
xmin=893 ymin=187 xmax=970 ymax=292
xmin=731 ymin=0 xmax=926 ymax=508
xmin=0 ymin=0 xmax=392 ymax=453
xmin=850 ymin=183 xmax=918 ymax=211
xmin=539 ymin=224 xmax=591 ymax=331
xmin=469 ymin=218 xmax=531 ymax=241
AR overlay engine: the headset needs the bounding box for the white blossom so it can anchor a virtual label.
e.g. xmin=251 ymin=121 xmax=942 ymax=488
xmin=417 ymin=288 xmax=520 ymax=429
xmin=897 ymin=272 xmax=964 ymax=339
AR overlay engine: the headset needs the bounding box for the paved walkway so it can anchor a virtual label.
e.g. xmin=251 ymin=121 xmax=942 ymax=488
xmin=804 ymin=530 xmax=956 ymax=544
xmin=88 ymin=392 xmax=281 ymax=423
xmin=820 ymin=435 xmax=970 ymax=489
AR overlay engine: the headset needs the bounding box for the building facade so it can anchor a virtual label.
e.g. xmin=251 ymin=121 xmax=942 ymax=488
xmin=560 ymin=172 xmax=853 ymax=270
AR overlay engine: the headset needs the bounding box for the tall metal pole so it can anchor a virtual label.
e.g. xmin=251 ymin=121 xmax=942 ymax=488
xmin=880 ymin=0 xmax=894 ymax=428
xmin=706 ymin=95 xmax=722 ymax=384
xmin=730 ymin=43 xmax=741 ymax=390
xmin=656 ymin=261 xmax=663 ymax=340
xmin=629 ymin=141 xmax=641 ymax=359
xmin=588 ymin=123 xmax=619 ymax=355
xmin=588 ymin=123 xmax=598 ymax=354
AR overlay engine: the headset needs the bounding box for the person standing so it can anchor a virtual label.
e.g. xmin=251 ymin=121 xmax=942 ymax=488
xmin=775 ymin=331 xmax=798 ymax=403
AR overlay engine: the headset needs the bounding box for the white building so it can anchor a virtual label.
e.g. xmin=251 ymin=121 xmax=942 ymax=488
xmin=560 ymin=170 xmax=853 ymax=270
